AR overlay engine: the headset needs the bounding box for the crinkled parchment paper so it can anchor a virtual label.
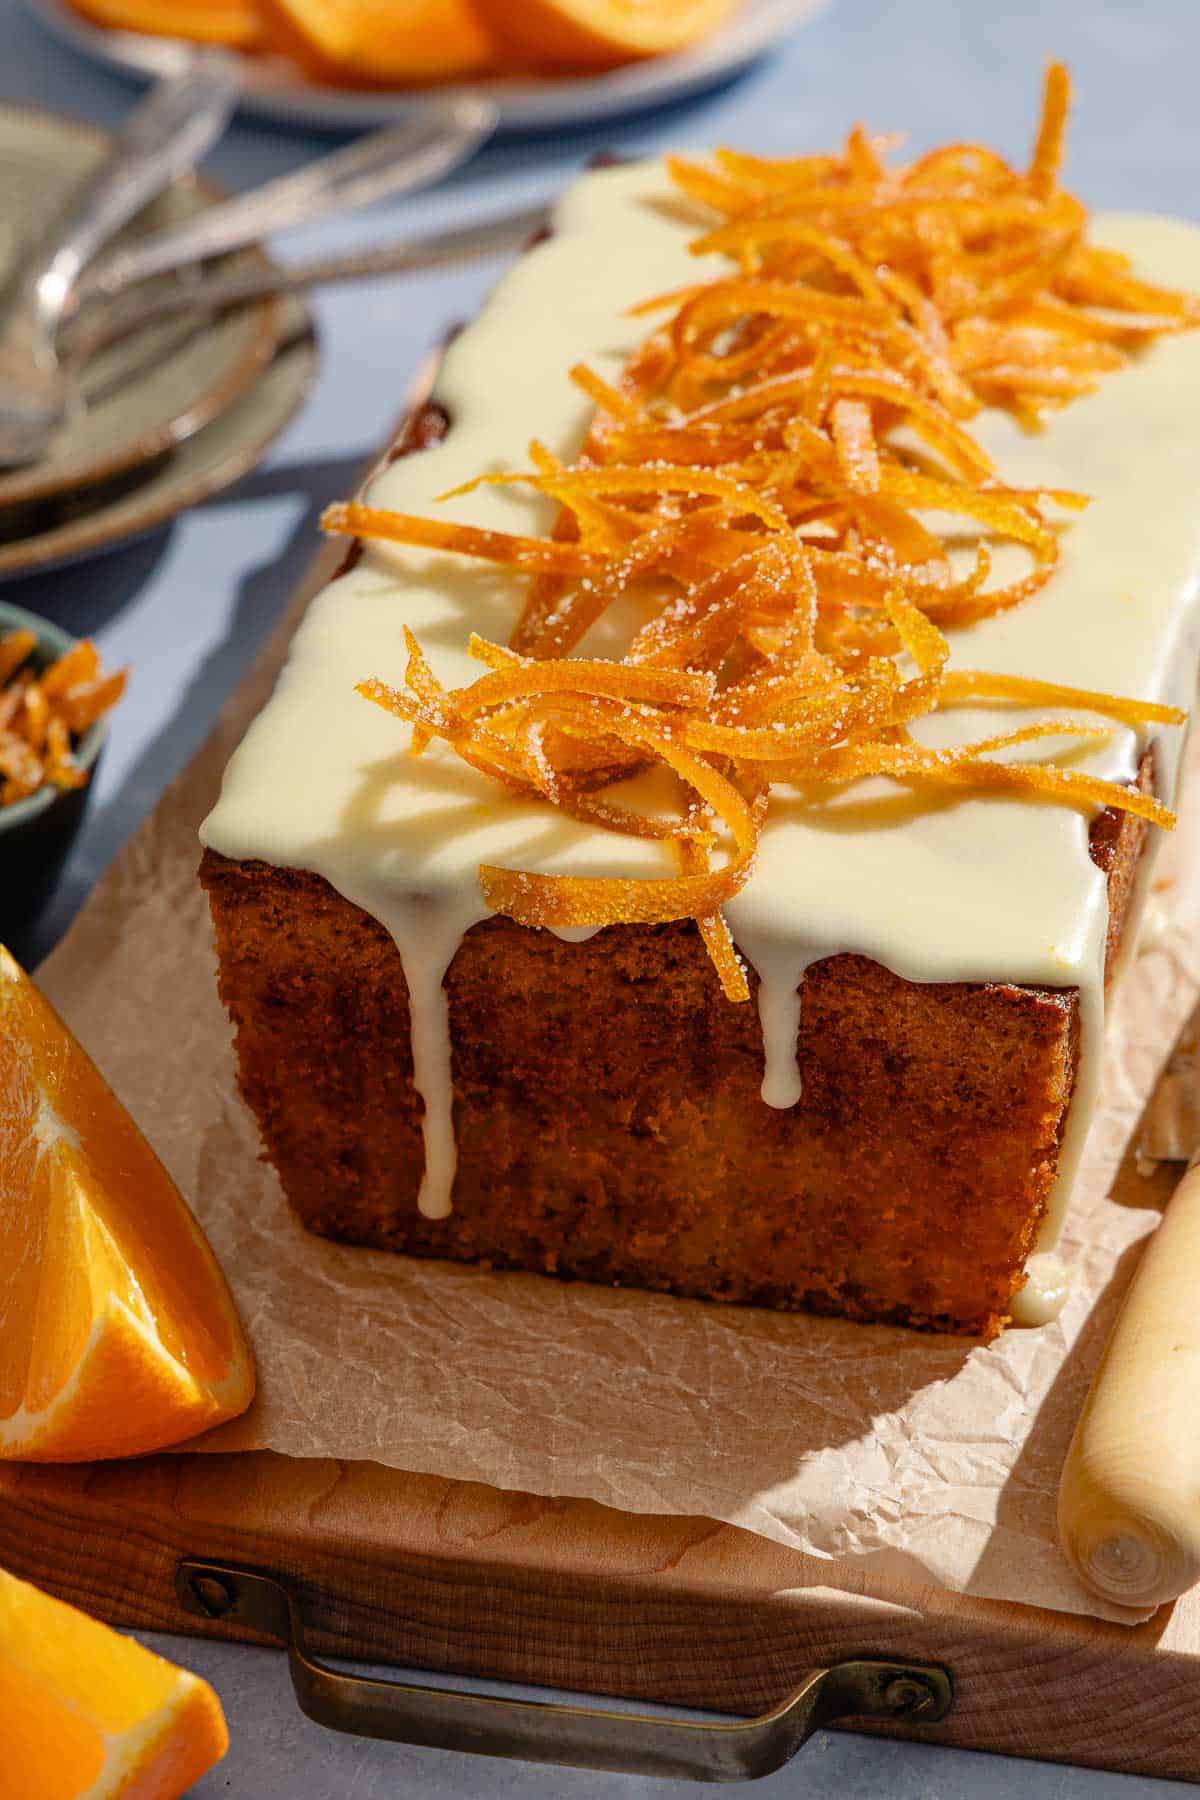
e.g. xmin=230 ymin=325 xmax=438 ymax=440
xmin=37 ymin=540 xmax=1200 ymax=1628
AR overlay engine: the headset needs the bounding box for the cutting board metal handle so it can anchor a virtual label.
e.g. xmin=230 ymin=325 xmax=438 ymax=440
xmin=176 ymin=1557 xmax=952 ymax=1782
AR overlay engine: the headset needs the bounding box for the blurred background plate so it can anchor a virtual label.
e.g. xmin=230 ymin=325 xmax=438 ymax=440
xmin=0 ymin=105 xmax=281 ymax=508
xmin=22 ymin=0 xmax=827 ymax=133
xmin=0 ymin=293 xmax=315 ymax=578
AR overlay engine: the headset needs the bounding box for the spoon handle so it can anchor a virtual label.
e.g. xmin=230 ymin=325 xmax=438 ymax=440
xmin=24 ymin=56 xmax=238 ymax=338
xmin=84 ymin=94 xmax=498 ymax=301
xmin=69 ymin=204 xmax=549 ymax=361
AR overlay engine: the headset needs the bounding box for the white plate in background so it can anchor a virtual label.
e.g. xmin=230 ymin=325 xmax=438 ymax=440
xmin=24 ymin=0 xmax=826 ymax=134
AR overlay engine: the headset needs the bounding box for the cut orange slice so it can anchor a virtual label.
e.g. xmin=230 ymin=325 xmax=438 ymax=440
xmin=1 ymin=1564 xmax=228 ymax=1799
xmin=66 ymin=0 xmax=265 ymax=50
xmin=0 ymin=946 xmax=254 ymax=1462
xmin=263 ymin=0 xmax=495 ymax=82
xmin=471 ymin=0 xmax=736 ymax=70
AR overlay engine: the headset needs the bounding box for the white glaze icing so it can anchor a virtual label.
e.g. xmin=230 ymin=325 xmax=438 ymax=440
xmin=376 ymin=889 xmax=486 ymax=1220
xmin=753 ymin=946 xmax=807 ymax=1109
xmin=1009 ymin=1251 xmax=1074 ymax=1327
xmin=201 ymin=161 xmax=1200 ymax=1261
xmin=740 ymin=932 xmax=816 ymax=1110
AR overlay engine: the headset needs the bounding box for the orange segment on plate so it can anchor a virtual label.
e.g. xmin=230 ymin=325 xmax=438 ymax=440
xmin=263 ymin=0 xmax=495 ymax=82
xmin=471 ymin=0 xmax=736 ymax=70
xmin=0 ymin=946 xmax=254 ymax=1462
xmin=68 ymin=0 xmax=265 ymax=49
xmin=1 ymin=1564 xmax=228 ymax=1799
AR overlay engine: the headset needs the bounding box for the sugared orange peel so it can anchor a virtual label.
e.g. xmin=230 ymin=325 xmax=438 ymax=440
xmin=0 ymin=633 xmax=125 ymax=809
xmin=337 ymin=64 xmax=1195 ymax=999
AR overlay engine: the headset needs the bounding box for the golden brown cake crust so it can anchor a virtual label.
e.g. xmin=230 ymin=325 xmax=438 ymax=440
xmin=200 ymin=747 xmax=1149 ymax=1339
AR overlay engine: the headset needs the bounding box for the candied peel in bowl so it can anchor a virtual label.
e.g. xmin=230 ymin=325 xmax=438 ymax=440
xmin=0 ymin=632 xmax=125 ymax=811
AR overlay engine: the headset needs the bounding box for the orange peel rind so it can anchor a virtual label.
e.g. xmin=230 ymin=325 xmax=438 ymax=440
xmin=0 ymin=1563 xmax=229 ymax=1797
xmin=343 ymin=64 xmax=1195 ymax=998
xmin=0 ymin=949 xmax=255 ymax=1462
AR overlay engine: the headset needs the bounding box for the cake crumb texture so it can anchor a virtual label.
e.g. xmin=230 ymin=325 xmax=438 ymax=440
xmin=201 ymin=771 xmax=1148 ymax=1341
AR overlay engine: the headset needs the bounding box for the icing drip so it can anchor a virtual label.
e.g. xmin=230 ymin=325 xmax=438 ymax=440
xmin=757 ymin=972 xmax=804 ymax=1110
xmin=379 ymin=896 xmax=475 ymax=1219
xmin=1010 ymin=1252 xmax=1073 ymax=1327
xmin=346 ymin=886 xmax=487 ymax=1221
xmin=736 ymin=931 xmax=815 ymax=1110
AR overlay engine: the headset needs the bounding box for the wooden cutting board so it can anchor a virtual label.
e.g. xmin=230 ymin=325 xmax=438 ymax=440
xmin=2 ymin=1449 xmax=1198 ymax=1781
xmin=7 ymin=395 xmax=1198 ymax=1784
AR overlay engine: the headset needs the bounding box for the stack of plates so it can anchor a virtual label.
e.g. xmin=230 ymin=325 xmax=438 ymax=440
xmin=0 ymin=105 xmax=317 ymax=580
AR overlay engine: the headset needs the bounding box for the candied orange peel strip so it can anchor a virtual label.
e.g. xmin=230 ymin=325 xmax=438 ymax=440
xmin=0 ymin=631 xmax=125 ymax=808
xmin=341 ymin=64 xmax=1196 ymax=998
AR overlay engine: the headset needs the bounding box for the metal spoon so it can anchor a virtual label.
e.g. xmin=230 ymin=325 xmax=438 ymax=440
xmin=67 ymin=204 xmax=550 ymax=367
xmin=81 ymin=93 xmax=499 ymax=303
xmin=0 ymin=58 xmax=237 ymax=469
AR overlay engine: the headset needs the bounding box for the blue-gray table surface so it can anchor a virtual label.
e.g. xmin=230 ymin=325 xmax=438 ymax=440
xmin=5 ymin=0 xmax=1196 ymax=1792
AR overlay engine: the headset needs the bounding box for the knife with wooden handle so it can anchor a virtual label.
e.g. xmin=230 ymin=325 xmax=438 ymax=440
xmin=1058 ymin=1006 xmax=1200 ymax=1609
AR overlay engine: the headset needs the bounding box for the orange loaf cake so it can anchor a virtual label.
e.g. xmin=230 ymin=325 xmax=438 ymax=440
xmin=200 ymin=72 xmax=1200 ymax=1337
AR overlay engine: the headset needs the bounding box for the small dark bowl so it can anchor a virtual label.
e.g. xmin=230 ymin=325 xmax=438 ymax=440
xmin=0 ymin=600 xmax=107 ymax=939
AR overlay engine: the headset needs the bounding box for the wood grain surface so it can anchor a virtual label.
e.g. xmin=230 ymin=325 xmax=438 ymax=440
xmin=2 ymin=1451 xmax=1197 ymax=1781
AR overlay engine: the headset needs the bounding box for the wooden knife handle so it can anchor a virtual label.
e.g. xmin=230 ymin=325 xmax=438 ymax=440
xmin=1059 ymin=1160 xmax=1200 ymax=1609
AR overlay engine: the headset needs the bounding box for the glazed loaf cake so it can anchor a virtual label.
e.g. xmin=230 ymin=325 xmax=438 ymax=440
xmin=202 ymin=777 xmax=1148 ymax=1336
xmin=200 ymin=133 xmax=1200 ymax=1339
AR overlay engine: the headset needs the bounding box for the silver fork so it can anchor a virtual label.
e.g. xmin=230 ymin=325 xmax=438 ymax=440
xmin=0 ymin=58 xmax=237 ymax=469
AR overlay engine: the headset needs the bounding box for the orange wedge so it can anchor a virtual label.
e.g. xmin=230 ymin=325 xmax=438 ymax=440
xmin=471 ymin=0 xmax=736 ymax=70
xmin=66 ymin=0 xmax=266 ymax=49
xmin=1 ymin=1564 xmax=228 ymax=1798
xmin=0 ymin=946 xmax=254 ymax=1462
xmin=263 ymin=0 xmax=495 ymax=82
